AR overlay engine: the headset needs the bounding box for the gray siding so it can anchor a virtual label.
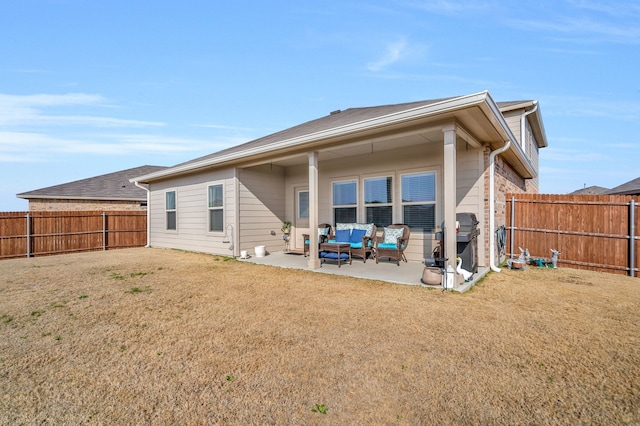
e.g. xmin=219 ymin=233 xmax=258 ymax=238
xmin=148 ymin=169 xmax=237 ymax=256
xmin=237 ymin=164 xmax=286 ymax=256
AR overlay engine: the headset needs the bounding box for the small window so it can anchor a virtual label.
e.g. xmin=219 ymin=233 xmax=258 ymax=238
xmin=401 ymin=172 xmax=436 ymax=231
xmin=165 ymin=191 xmax=176 ymax=230
xmin=364 ymin=176 xmax=393 ymax=227
xmin=333 ymin=180 xmax=357 ymax=224
xmin=208 ymin=184 xmax=224 ymax=232
xmin=298 ymin=190 xmax=309 ymax=219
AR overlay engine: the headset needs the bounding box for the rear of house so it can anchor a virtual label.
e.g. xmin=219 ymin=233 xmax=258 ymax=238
xmin=132 ymin=91 xmax=547 ymax=279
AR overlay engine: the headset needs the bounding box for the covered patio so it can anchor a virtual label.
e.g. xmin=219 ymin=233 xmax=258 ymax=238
xmin=238 ymin=251 xmax=490 ymax=292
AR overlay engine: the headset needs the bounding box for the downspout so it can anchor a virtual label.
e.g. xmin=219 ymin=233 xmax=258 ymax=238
xmin=489 ymin=140 xmax=511 ymax=272
xmin=520 ymin=101 xmax=538 ymax=151
xmin=134 ymin=181 xmax=151 ymax=248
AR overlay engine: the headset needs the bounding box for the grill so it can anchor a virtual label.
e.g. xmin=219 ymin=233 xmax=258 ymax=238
xmin=456 ymin=213 xmax=479 ymax=273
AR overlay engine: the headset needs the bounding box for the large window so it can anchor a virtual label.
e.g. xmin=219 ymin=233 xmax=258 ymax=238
xmin=208 ymin=184 xmax=224 ymax=232
xmin=332 ymin=180 xmax=357 ymax=224
xmin=401 ymin=172 xmax=436 ymax=231
xmin=165 ymin=191 xmax=176 ymax=230
xmin=364 ymin=176 xmax=393 ymax=227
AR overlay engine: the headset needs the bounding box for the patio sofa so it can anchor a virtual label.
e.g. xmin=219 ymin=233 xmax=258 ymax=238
xmin=327 ymin=223 xmax=377 ymax=263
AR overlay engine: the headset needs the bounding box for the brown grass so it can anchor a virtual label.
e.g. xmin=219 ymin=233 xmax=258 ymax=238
xmin=0 ymin=248 xmax=639 ymax=425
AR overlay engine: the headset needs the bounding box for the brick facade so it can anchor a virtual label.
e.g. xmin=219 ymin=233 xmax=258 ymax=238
xmin=482 ymin=148 xmax=538 ymax=265
xmin=28 ymin=199 xmax=147 ymax=211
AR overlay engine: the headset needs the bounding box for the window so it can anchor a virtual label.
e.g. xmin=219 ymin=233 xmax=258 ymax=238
xmin=208 ymin=184 xmax=224 ymax=232
xmin=332 ymin=180 xmax=357 ymax=224
xmin=401 ymin=172 xmax=436 ymax=231
xmin=165 ymin=191 xmax=176 ymax=230
xmin=364 ymin=176 xmax=393 ymax=227
xmin=298 ymin=190 xmax=309 ymax=219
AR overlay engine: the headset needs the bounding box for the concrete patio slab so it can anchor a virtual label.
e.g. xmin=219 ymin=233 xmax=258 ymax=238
xmin=238 ymin=251 xmax=489 ymax=292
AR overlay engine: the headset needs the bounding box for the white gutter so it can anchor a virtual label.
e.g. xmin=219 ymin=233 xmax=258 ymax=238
xmin=489 ymin=139 xmax=511 ymax=273
xmin=134 ymin=181 xmax=151 ymax=248
xmin=520 ymin=101 xmax=539 ymax=149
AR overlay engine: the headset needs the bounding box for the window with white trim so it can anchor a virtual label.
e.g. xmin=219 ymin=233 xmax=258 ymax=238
xmin=165 ymin=190 xmax=177 ymax=230
xmin=208 ymin=184 xmax=224 ymax=232
xmin=332 ymin=180 xmax=357 ymax=224
xmin=401 ymin=172 xmax=436 ymax=231
xmin=364 ymin=176 xmax=393 ymax=227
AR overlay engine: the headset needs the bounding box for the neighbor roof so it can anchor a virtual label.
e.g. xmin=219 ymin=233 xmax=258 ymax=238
xmin=570 ymin=185 xmax=610 ymax=195
xmin=17 ymin=165 xmax=167 ymax=201
xmin=606 ymin=177 xmax=640 ymax=195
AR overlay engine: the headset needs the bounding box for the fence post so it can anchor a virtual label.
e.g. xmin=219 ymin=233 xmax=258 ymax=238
xmin=102 ymin=212 xmax=107 ymax=251
xmin=630 ymin=200 xmax=636 ymax=277
xmin=510 ymin=196 xmax=515 ymax=260
xmin=26 ymin=213 xmax=31 ymax=258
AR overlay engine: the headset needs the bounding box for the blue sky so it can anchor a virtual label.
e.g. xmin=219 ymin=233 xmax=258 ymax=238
xmin=1 ymin=0 xmax=639 ymax=211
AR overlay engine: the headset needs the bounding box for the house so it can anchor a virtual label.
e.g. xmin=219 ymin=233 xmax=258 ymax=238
xmin=606 ymin=177 xmax=640 ymax=196
xmin=131 ymin=91 xmax=547 ymax=286
xmin=17 ymin=165 xmax=167 ymax=211
xmin=570 ymin=185 xmax=610 ymax=195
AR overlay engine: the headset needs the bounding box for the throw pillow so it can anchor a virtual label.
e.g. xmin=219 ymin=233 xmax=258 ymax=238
xmin=335 ymin=229 xmax=351 ymax=243
xmin=350 ymin=228 xmax=366 ymax=244
xmin=383 ymin=227 xmax=404 ymax=245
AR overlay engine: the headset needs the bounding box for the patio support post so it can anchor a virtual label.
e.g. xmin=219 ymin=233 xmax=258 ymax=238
xmin=308 ymin=151 xmax=320 ymax=269
xmin=442 ymin=124 xmax=459 ymax=286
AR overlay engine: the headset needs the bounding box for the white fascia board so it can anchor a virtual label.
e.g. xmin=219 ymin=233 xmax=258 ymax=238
xmin=482 ymin=92 xmax=537 ymax=178
xmin=131 ymin=91 xmax=494 ymax=183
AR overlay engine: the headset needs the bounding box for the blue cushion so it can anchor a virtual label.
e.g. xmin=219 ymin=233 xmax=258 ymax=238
xmin=349 ymin=242 xmax=363 ymax=249
xmin=335 ymin=229 xmax=351 ymax=243
xmin=378 ymin=243 xmax=398 ymax=249
xmin=350 ymin=228 xmax=366 ymax=244
xmin=321 ymin=252 xmax=349 ymax=259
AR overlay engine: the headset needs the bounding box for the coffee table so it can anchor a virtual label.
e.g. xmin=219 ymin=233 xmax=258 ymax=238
xmin=320 ymin=242 xmax=352 ymax=267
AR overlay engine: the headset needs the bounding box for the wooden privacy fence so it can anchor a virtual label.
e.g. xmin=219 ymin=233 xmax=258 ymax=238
xmin=506 ymin=193 xmax=639 ymax=278
xmin=0 ymin=211 xmax=147 ymax=260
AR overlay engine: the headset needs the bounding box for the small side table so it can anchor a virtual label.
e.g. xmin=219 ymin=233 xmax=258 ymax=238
xmin=320 ymin=243 xmax=352 ymax=267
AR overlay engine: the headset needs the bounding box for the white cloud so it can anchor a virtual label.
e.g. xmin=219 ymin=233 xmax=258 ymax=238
xmin=0 ymin=93 xmax=164 ymax=128
xmin=404 ymin=0 xmax=493 ymax=15
xmin=0 ymin=131 xmax=241 ymax=164
xmin=366 ymin=37 xmax=428 ymax=72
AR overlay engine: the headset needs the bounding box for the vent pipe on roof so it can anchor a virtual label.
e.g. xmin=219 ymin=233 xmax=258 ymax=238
xmin=330 ymin=109 xmax=341 ymax=115
xmin=134 ymin=181 xmax=151 ymax=248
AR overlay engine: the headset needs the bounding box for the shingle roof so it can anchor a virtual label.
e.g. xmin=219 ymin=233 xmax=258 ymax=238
xmin=17 ymin=165 xmax=167 ymax=201
xmin=168 ymin=98 xmax=529 ymax=170
xmin=173 ymin=98 xmax=463 ymax=168
xmin=606 ymin=177 xmax=640 ymax=195
xmin=570 ymin=185 xmax=610 ymax=195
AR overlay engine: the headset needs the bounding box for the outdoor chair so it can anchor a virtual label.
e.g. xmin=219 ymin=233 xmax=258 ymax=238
xmin=374 ymin=224 xmax=410 ymax=266
xmin=303 ymin=223 xmax=332 ymax=257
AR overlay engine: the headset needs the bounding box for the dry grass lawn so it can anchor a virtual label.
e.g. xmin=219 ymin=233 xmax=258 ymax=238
xmin=0 ymin=248 xmax=639 ymax=425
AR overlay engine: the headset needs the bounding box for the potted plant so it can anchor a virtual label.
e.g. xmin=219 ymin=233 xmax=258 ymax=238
xmin=281 ymin=221 xmax=291 ymax=235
